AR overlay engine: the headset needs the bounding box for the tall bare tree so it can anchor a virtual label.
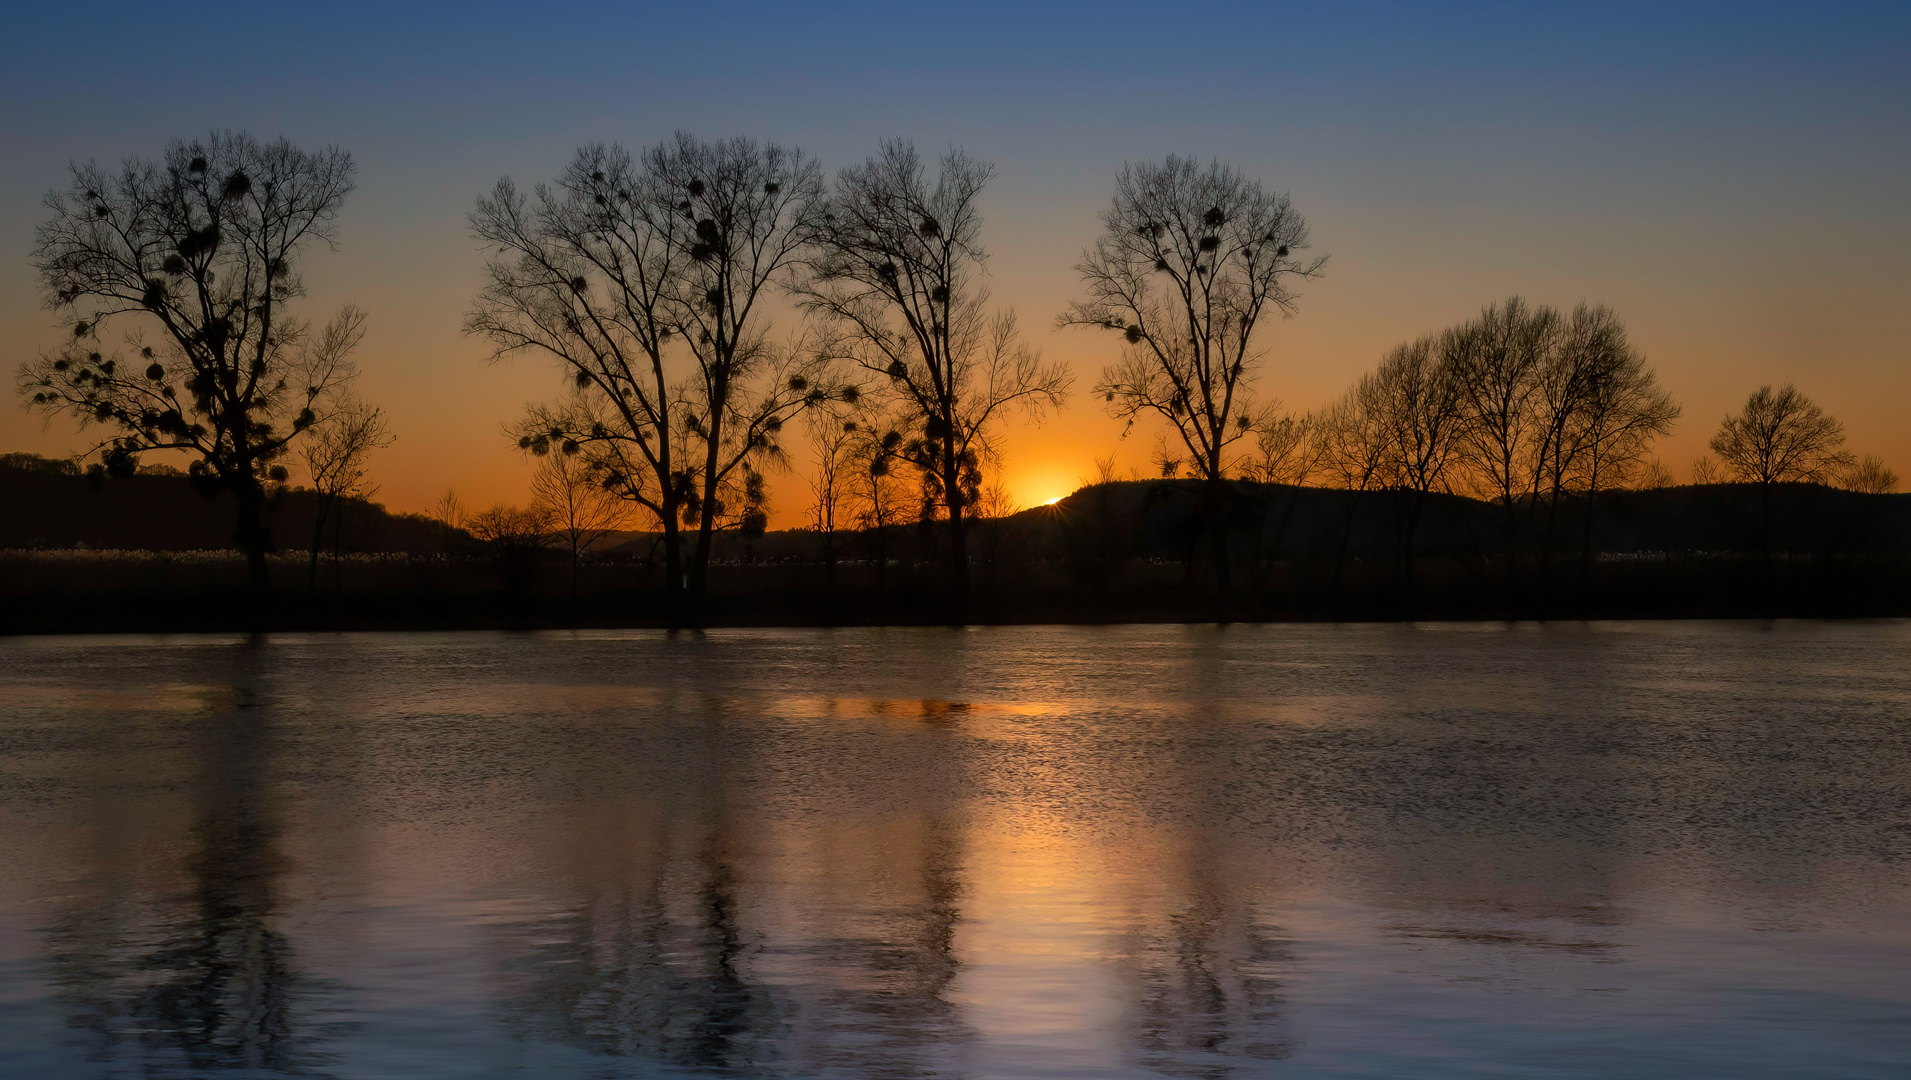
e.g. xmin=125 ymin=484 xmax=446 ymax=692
xmin=470 ymin=136 xmax=838 ymax=599
xmin=298 ymin=392 xmax=392 ymax=589
xmin=1562 ymin=308 xmax=1678 ymax=588
xmin=800 ymin=140 xmax=1070 ymax=597
xmin=1370 ymin=335 xmax=1466 ymax=599
xmin=1065 ymin=154 xmax=1326 ymax=592
xmin=20 ymin=131 xmax=359 ymax=595
xmin=1445 ymin=297 xmax=1558 ymax=591
xmin=651 ymin=134 xmax=838 ymax=593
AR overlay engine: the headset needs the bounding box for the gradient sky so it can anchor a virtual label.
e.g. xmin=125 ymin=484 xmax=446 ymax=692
xmin=4 ymin=2 xmax=1907 ymax=521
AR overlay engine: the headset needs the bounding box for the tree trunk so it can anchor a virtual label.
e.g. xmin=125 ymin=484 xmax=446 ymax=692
xmin=1204 ymin=476 xmax=1233 ymax=595
xmin=1402 ymin=490 xmax=1426 ymax=614
xmin=1579 ymin=486 xmax=1599 ymax=604
xmin=1332 ymin=488 xmax=1365 ymax=598
xmin=660 ymin=509 xmax=683 ymax=596
xmin=942 ymin=446 xmax=969 ymax=600
xmin=232 ymin=484 xmax=271 ymax=611
xmin=308 ymin=494 xmax=333 ymax=591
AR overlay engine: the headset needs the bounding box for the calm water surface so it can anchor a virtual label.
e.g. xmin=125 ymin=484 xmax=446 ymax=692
xmin=1 ymin=622 xmax=1908 ymax=1078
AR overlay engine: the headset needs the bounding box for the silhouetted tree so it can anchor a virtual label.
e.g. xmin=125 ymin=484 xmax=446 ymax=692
xmin=843 ymin=415 xmax=911 ymax=604
xmin=1836 ymin=455 xmax=1898 ymax=495
xmin=650 ymin=134 xmax=841 ymax=593
xmin=1562 ymin=308 xmax=1678 ymax=591
xmin=1065 ymin=154 xmax=1326 ymax=593
xmin=470 ymin=136 xmax=839 ymax=600
xmin=1710 ymin=384 xmax=1850 ymax=487
xmin=1312 ymin=378 xmax=1390 ymax=593
xmin=463 ymin=504 xmax=557 ymax=594
xmin=530 ymin=447 xmax=630 ymax=597
xmin=1370 ymin=335 xmax=1466 ymax=602
xmin=801 ymin=140 xmax=1069 ymax=597
xmin=795 ymin=411 xmax=848 ymax=592
xmin=20 ymin=131 xmax=359 ymax=596
xmin=1710 ymin=383 xmax=1851 ymax=565
xmin=298 ymin=392 xmax=391 ymax=590
xmin=1445 ymin=297 xmax=1557 ymax=593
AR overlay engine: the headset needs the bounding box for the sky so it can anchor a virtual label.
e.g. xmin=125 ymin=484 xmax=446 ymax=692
xmin=3 ymin=1 xmax=1908 ymax=521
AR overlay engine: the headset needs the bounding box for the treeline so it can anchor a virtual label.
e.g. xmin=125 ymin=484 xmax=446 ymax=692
xmin=13 ymin=129 xmax=1898 ymax=615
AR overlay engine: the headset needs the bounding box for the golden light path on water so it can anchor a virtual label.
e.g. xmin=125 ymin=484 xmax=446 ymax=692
xmin=1 ymin=623 xmax=1909 ymax=1078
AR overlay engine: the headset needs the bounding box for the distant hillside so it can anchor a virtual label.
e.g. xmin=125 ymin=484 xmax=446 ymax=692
xmin=0 ymin=453 xmax=449 ymax=554
xmin=584 ymin=477 xmax=1911 ymax=579
xmin=1025 ymin=478 xmax=1911 ymax=560
xmin=6 ymin=450 xmax=1905 ymax=562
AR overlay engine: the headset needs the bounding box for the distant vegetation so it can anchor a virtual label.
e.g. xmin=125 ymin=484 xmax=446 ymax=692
xmin=11 ymin=129 xmax=1901 ymax=628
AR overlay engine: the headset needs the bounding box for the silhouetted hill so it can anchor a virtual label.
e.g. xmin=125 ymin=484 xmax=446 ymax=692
xmin=1027 ymin=478 xmax=1911 ymax=561
xmin=0 ymin=453 xmax=448 ymax=554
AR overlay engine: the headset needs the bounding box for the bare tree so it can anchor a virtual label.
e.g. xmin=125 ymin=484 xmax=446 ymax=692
xmin=842 ymin=415 xmax=911 ymax=604
xmin=463 ymin=504 xmax=557 ymax=594
xmin=1562 ymin=308 xmax=1678 ymax=589
xmin=1368 ymin=335 xmax=1466 ymax=601
xmin=1312 ymin=378 xmax=1391 ymax=592
xmin=530 ymin=446 xmax=630 ymax=597
xmin=1711 ymin=383 xmax=1851 ymax=563
xmin=298 ymin=393 xmax=392 ymax=589
xmin=19 ymin=131 xmax=359 ymax=595
xmin=1064 ymin=154 xmax=1326 ymax=592
xmin=1241 ymin=408 xmax=1317 ymax=599
xmin=469 ymin=136 xmax=839 ymax=600
xmin=1710 ymin=384 xmax=1850 ymax=486
xmin=800 ymin=140 xmax=1071 ymax=597
xmin=803 ymin=410 xmax=858 ymax=591
xmin=650 ymin=134 xmax=840 ymax=593
xmin=1836 ymin=455 xmax=1899 ymax=495
xmin=1445 ymin=297 xmax=1558 ymax=589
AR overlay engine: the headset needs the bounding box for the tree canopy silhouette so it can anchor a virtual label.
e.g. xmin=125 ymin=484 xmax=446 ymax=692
xmin=800 ymin=140 xmax=1069 ymax=595
xmin=20 ymin=131 xmax=360 ymax=594
xmin=1064 ymin=154 xmax=1326 ymax=591
xmin=470 ymin=135 xmax=843 ymax=598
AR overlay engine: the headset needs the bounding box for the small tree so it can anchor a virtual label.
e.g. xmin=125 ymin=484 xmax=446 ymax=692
xmin=529 ymin=447 xmax=630 ymax=596
xmin=1240 ymin=409 xmax=1316 ymax=601
xmin=1710 ymin=384 xmax=1850 ymax=486
xmin=1710 ymin=384 xmax=1851 ymax=563
xmin=1836 ymin=455 xmax=1898 ymax=495
xmin=1065 ymin=154 xmax=1326 ymax=592
xmin=20 ymin=131 xmax=359 ymax=595
xmin=803 ymin=411 xmax=858 ymax=591
xmin=464 ymin=504 xmax=557 ymax=594
xmin=1312 ymin=377 xmax=1391 ymax=593
xmin=800 ymin=140 xmax=1070 ymax=597
xmin=298 ymin=393 xmax=392 ymax=590
xmin=843 ymin=416 xmax=910 ymax=604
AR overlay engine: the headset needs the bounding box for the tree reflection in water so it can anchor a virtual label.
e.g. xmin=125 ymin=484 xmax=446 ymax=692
xmin=494 ymin=697 xmax=976 ymax=1077
xmin=41 ymin=647 xmax=344 ymax=1078
xmin=496 ymin=820 xmax=782 ymax=1071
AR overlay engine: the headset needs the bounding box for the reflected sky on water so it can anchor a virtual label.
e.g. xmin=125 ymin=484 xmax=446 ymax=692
xmin=1 ymin=622 xmax=1908 ymax=1078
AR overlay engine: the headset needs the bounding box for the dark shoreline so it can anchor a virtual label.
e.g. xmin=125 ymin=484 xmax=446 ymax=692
xmin=6 ymin=588 xmax=1907 ymax=636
